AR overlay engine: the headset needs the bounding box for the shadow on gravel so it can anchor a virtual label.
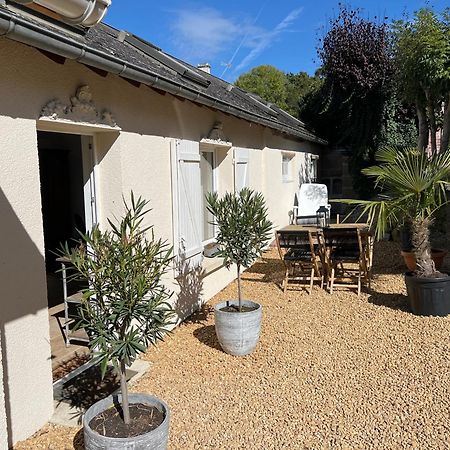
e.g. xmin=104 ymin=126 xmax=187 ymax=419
xmin=73 ymin=429 xmax=85 ymax=449
xmin=183 ymin=303 xmax=214 ymax=325
xmin=193 ymin=325 xmax=223 ymax=351
xmin=242 ymin=258 xmax=285 ymax=288
xmin=368 ymin=291 xmax=410 ymax=312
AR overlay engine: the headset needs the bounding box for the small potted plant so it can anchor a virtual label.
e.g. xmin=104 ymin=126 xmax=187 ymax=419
xmin=206 ymin=188 xmax=272 ymax=355
xmin=341 ymin=147 xmax=450 ymax=316
xmin=60 ymin=193 xmax=174 ymax=449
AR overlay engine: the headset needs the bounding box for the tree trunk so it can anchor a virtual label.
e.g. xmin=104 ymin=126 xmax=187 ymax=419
xmin=416 ymin=103 xmax=429 ymax=152
xmin=426 ymin=97 xmax=437 ymax=154
xmin=120 ymin=360 xmax=131 ymax=424
xmin=237 ymin=264 xmax=242 ymax=312
xmin=441 ymin=94 xmax=450 ymax=153
xmin=412 ymin=218 xmax=435 ymax=277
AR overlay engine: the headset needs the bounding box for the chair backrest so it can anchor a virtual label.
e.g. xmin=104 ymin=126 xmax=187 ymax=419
xmin=322 ymin=228 xmax=361 ymax=254
xmin=295 ymin=183 xmax=329 ymax=217
xmin=276 ymin=230 xmax=312 ymax=250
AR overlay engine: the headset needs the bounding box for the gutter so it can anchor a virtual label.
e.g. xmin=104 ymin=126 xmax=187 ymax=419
xmin=0 ymin=7 xmax=327 ymax=145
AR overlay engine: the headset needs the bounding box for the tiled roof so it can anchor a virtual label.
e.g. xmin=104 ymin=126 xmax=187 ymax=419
xmin=0 ymin=3 xmax=326 ymax=145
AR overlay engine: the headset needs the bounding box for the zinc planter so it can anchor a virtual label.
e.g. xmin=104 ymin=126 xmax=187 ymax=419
xmin=214 ymin=300 xmax=262 ymax=356
xmin=405 ymin=272 xmax=450 ymax=317
xmin=83 ymin=393 xmax=170 ymax=450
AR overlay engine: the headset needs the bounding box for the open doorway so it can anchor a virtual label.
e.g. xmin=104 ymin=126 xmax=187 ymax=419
xmin=37 ymin=130 xmax=96 ymax=371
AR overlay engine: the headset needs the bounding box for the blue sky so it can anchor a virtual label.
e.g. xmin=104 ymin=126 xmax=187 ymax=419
xmin=106 ymin=0 xmax=448 ymax=82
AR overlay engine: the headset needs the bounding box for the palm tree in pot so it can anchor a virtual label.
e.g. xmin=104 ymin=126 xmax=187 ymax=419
xmin=60 ymin=193 xmax=174 ymax=449
xmin=342 ymin=147 xmax=450 ymax=316
xmin=206 ymin=188 xmax=272 ymax=355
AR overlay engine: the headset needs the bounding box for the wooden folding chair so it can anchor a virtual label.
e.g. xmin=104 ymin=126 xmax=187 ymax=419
xmin=322 ymin=228 xmax=367 ymax=296
xmin=276 ymin=229 xmax=324 ymax=294
xmin=360 ymin=229 xmax=374 ymax=289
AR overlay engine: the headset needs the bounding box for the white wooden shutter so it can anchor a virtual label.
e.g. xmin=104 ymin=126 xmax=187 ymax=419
xmin=234 ymin=147 xmax=249 ymax=192
xmin=176 ymin=139 xmax=203 ymax=267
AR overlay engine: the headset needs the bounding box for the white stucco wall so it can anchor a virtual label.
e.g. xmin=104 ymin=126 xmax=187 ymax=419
xmin=0 ymin=115 xmax=54 ymax=445
xmin=0 ymin=37 xmax=324 ymax=444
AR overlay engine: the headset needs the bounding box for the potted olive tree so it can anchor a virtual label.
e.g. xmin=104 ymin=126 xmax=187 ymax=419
xmin=341 ymin=147 xmax=450 ymax=316
xmin=60 ymin=193 xmax=174 ymax=449
xmin=206 ymin=188 xmax=272 ymax=355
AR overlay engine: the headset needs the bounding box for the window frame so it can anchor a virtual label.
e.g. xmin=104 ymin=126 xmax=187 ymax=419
xmin=200 ymin=146 xmax=218 ymax=246
xmin=282 ymin=152 xmax=295 ymax=183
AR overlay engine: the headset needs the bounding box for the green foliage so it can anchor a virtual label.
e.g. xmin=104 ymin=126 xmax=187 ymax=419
xmin=234 ymin=65 xmax=321 ymax=117
xmin=393 ymin=8 xmax=450 ymax=152
xmin=206 ymin=188 xmax=272 ymax=270
xmin=339 ymin=148 xmax=450 ymax=276
xmin=393 ymin=8 xmax=450 ymax=105
xmin=286 ymin=71 xmax=323 ymax=117
xmin=59 ymin=193 xmax=174 ymax=377
xmin=235 ymin=65 xmax=289 ymax=110
xmin=376 ymin=96 xmax=418 ymax=149
xmin=206 ymin=188 xmax=272 ymax=306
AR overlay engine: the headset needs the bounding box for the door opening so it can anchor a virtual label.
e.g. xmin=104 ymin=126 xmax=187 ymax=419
xmin=37 ymin=130 xmax=96 ymax=369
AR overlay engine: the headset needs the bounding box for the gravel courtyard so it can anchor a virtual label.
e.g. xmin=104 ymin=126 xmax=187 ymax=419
xmin=17 ymin=241 xmax=450 ymax=449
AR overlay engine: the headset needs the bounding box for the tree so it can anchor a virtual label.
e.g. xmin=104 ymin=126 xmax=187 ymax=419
xmin=235 ymin=65 xmax=289 ymax=111
xmin=206 ymin=188 xmax=272 ymax=311
xmin=393 ymin=8 xmax=450 ymax=152
xmin=286 ymin=71 xmax=323 ymax=117
xmin=59 ymin=194 xmax=174 ymax=424
xmin=300 ymin=6 xmax=395 ymax=198
xmin=341 ymin=147 xmax=450 ymax=277
xmin=307 ymin=6 xmax=393 ymax=148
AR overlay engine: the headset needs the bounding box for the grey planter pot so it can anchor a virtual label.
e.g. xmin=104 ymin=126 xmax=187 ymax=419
xmin=83 ymin=393 xmax=170 ymax=450
xmin=214 ymin=300 xmax=262 ymax=356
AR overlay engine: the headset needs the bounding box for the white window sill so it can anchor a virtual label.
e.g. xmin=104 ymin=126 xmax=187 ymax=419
xmin=282 ymin=177 xmax=293 ymax=183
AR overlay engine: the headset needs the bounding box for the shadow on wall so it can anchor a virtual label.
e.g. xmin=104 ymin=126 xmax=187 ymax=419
xmin=0 ymin=188 xmax=48 ymax=448
xmin=174 ymin=255 xmax=205 ymax=322
xmin=298 ymin=153 xmax=316 ymax=187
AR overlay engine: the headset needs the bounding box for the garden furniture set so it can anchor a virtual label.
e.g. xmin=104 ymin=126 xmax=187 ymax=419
xmin=276 ymin=223 xmax=374 ymax=295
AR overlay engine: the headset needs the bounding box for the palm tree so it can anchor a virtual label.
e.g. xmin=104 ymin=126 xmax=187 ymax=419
xmin=342 ymin=147 xmax=450 ymax=277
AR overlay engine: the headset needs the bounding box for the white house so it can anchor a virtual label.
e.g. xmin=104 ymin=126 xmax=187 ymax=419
xmin=0 ymin=1 xmax=326 ymax=446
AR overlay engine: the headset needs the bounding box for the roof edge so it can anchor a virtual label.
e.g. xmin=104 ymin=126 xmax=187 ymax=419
xmin=0 ymin=7 xmax=327 ymax=145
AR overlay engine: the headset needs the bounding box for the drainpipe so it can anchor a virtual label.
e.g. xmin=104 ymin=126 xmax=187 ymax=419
xmin=13 ymin=0 xmax=111 ymax=27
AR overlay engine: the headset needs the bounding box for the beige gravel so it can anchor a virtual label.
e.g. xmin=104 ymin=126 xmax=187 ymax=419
xmin=16 ymin=241 xmax=450 ymax=449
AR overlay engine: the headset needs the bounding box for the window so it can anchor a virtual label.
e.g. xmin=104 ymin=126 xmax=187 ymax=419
xmin=282 ymin=153 xmax=294 ymax=182
xmin=308 ymin=155 xmax=318 ymax=183
xmin=200 ymin=150 xmax=216 ymax=243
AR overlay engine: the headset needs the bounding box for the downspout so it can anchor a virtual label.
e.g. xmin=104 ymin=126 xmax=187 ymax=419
xmin=0 ymin=9 xmax=327 ymax=145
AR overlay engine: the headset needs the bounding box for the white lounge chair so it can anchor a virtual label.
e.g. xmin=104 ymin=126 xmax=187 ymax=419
xmin=292 ymin=183 xmax=331 ymax=225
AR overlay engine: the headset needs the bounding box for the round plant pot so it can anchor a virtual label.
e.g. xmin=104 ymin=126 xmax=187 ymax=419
xmin=400 ymin=249 xmax=447 ymax=272
xmin=404 ymin=272 xmax=450 ymax=317
xmin=83 ymin=393 xmax=170 ymax=450
xmin=214 ymin=300 xmax=262 ymax=356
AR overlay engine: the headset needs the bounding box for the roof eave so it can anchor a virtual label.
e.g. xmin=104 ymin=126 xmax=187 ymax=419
xmin=0 ymin=7 xmax=327 ymax=145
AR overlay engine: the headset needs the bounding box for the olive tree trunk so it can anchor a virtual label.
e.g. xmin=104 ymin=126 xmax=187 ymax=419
xmin=412 ymin=218 xmax=435 ymax=277
xmin=237 ymin=264 xmax=242 ymax=312
xmin=120 ymin=360 xmax=131 ymax=424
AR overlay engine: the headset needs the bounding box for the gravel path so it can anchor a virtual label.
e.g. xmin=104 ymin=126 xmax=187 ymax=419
xmin=16 ymin=242 xmax=450 ymax=449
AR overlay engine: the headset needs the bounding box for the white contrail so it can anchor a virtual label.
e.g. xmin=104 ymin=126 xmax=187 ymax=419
xmin=220 ymin=0 xmax=269 ymax=79
xmin=234 ymin=7 xmax=303 ymax=74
